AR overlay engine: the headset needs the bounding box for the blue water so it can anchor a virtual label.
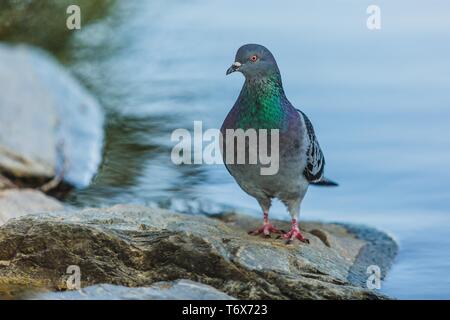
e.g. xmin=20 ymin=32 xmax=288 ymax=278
xmin=67 ymin=0 xmax=450 ymax=299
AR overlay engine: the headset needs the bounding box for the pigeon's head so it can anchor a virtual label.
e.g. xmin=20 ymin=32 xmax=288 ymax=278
xmin=226 ymin=44 xmax=280 ymax=80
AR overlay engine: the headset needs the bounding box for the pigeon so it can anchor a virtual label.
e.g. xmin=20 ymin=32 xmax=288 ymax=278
xmin=222 ymin=44 xmax=338 ymax=244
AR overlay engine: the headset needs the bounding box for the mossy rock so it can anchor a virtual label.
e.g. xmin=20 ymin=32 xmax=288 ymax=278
xmin=0 ymin=0 xmax=115 ymax=52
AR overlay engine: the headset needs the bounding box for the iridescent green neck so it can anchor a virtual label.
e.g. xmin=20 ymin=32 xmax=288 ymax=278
xmin=236 ymin=74 xmax=287 ymax=130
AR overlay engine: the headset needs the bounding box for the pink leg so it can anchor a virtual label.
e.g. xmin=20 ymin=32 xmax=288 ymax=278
xmin=248 ymin=211 xmax=283 ymax=237
xmin=282 ymin=219 xmax=309 ymax=244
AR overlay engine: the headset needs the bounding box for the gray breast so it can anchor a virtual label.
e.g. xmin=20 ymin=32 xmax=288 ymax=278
xmin=223 ymin=123 xmax=309 ymax=201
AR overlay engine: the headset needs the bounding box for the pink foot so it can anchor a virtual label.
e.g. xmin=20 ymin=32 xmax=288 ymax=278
xmin=282 ymin=219 xmax=310 ymax=244
xmin=248 ymin=223 xmax=283 ymax=237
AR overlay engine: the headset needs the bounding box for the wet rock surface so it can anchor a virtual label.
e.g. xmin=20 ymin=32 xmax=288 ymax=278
xmin=0 ymin=205 xmax=397 ymax=299
xmin=0 ymin=44 xmax=104 ymax=189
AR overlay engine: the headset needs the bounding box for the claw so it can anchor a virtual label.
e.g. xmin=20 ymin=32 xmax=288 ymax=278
xmin=282 ymin=219 xmax=309 ymax=244
xmin=248 ymin=223 xmax=282 ymax=237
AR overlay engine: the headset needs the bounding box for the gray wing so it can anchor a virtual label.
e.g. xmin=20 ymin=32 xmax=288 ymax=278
xmin=297 ymin=110 xmax=325 ymax=183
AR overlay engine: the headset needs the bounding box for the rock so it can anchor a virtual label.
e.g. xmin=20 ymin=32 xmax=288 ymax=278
xmin=0 ymin=189 xmax=64 ymax=227
xmin=0 ymin=0 xmax=115 ymax=52
xmin=0 ymin=205 xmax=398 ymax=300
xmin=0 ymin=175 xmax=15 ymax=190
xmin=0 ymin=44 xmax=104 ymax=189
xmin=30 ymin=280 xmax=235 ymax=300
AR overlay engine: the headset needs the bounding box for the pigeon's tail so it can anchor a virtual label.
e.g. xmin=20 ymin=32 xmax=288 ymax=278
xmin=310 ymin=177 xmax=339 ymax=187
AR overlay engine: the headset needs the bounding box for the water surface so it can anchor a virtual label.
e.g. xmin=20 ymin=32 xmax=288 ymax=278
xmin=66 ymin=0 xmax=450 ymax=299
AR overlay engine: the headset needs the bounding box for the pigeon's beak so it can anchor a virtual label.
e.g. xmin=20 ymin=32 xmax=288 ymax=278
xmin=226 ymin=62 xmax=242 ymax=75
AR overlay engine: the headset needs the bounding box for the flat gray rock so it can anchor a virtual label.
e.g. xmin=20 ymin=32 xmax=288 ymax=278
xmin=31 ymin=280 xmax=235 ymax=300
xmin=0 ymin=189 xmax=64 ymax=227
xmin=0 ymin=205 xmax=397 ymax=300
xmin=0 ymin=44 xmax=103 ymax=188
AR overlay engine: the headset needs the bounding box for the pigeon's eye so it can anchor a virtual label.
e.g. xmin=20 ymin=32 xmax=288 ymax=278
xmin=250 ymin=55 xmax=258 ymax=62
